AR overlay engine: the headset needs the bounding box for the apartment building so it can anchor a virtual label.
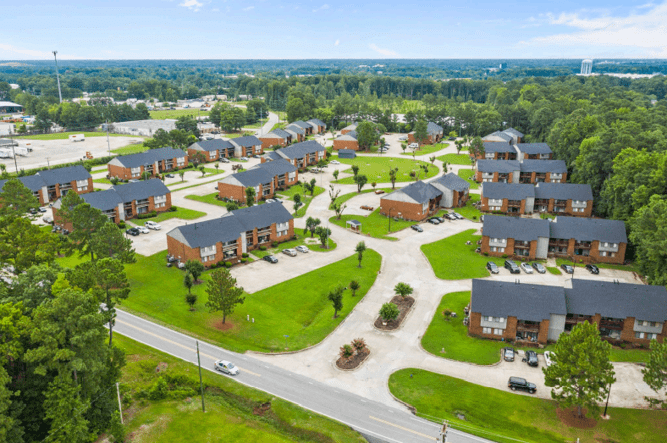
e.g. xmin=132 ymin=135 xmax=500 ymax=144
xmin=475 ymin=160 xmax=567 ymax=184
xmin=0 ymin=165 xmax=93 ymax=205
xmin=480 ymin=182 xmax=593 ymax=217
xmin=408 ymin=122 xmax=444 ymax=145
xmin=218 ymin=159 xmax=298 ymax=202
xmin=261 ymin=140 xmax=326 ymax=170
xmin=332 ymin=130 xmax=359 ymax=151
xmin=107 ymin=147 xmax=188 ymax=180
xmin=187 ymin=139 xmax=235 ymax=162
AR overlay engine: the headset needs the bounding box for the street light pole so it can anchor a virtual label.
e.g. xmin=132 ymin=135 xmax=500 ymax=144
xmin=388 ymin=207 xmax=393 ymax=233
xmin=603 ymin=382 xmax=611 ymax=418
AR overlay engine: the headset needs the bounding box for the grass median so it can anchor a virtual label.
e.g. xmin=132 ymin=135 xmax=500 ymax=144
xmin=251 ymin=233 xmax=337 ymax=259
xmin=329 ymin=208 xmax=414 ymax=240
xmin=277 ymin=184 xmax=324 ymax=218
xmin=400 ymin=143 xmax=449 ymax=157
xmin=437 ymin=153 xmax=475 ymax=165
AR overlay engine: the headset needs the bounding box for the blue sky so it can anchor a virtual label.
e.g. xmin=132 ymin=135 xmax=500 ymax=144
xmin=1 ymin=0 xmax=665 ymax=59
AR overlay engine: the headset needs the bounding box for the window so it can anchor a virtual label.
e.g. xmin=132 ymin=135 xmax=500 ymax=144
xmin=495 ymin=317 xmax=505 ymax=322
xmin=77 ymin=186 xmax=88 ymax=192
xmin=288 ymin=172 xmax=296 ymax=180
xmin=648 ymin=333 xmax=658 ymax=340
xmin=155 ymin=202 xmax=165 ymax=208
xmin=600 ymin=251 xmax=607 ymax=257
xmin=635 ymin=332 xmax=645 ymax=339
xmin=482 ymin=327 xmax=492 ymax=334
xmin=177 ymin=157 xmax=185 ymax=166
xmin=493 ymin=328 xmax=503 ymax=335
xmin=490 ymin=247 xmax=505 ymax=253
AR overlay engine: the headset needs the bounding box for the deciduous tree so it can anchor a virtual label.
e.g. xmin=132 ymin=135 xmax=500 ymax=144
xmin=327 ymin=285 xmax=344 ymax=318
xmin=304 ymin=217 xmax=321 ymax=238
xmin=642 ymin=340 xmax=667 ymax=402
xmin=184 ymin=259 xmax=205 ymax=283
xmin=245 ymin=186 xmax=256 ymax=207
xmin=205 ymin=268 xmax=245 ymax=324
xmin=354 ymin=174 xmax=368 ymax=193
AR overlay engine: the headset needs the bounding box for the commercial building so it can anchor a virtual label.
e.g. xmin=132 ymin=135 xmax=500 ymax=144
xmin=106 ymin=119 xmax=178 ymax=137
xmin=107 ymin=147 xmax=188 ymax=180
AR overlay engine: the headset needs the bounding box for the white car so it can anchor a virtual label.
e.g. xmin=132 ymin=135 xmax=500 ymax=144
xmin=144 ymin=221 xmax=162 ymax=230
xmin=398 ymin=136 xmax=408 ymax=141
xmin=137 ymin=226 xmax=150 ymax=234
xmin=220 ymin=157 xmax=230 ymax=163
xmin=240 ymin=157 xmax=249 ymax=161
xmin=330 ymin=160 xmax=340 ymax=165
xmin=295 ymin=245 xmax=309 ymax=253
xmin=214 ymin=360 xmax=239 ymax=376
xmin=544 ymin=351 xmax=554 ymax=367
xmin=282 ymin=248 xmax=297 ymax=257
xmin=520 ymin=263 xmax=534 ymax=274
xmin=408 ymin=142 xmax=419 ymax=149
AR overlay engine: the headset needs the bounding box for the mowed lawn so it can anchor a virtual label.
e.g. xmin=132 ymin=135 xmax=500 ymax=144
xmin=333 ymin=156 xmax=439 ymax=184
xmin=437 ymin=153 xmax=475 ymax=166
xmin=456 ymin=193 xmax=482 ymax=220
xmin=15 ymin=131 xmax=130 ymax=140
xmin=329 ymin=187 xmax=395 ymax=210
xmin=150 ymin=109 xmax=210 ymax=119
xmin=389 ymin=369 xmax=666 ymax=443
xmin=113 ymin=143 xmax=150 ymax=155
xmin=117 ymin=250 xmax=381 ymax=353
xmin=400 ymin=143 xmax=449 ymax=156
xmin=421 ymin=229 xmax=504 ymax=279
xmin=185 ymin=192 xmax=226 ymax=207
xmin=251 ymin=233 xmax=337 ymax=258
xmin=115 ymin=335 xmax=366 ymax=443
xmin=125 ymin=207 xmax=206 ymax=223
xmin=329 ymin=208 xmax=414 ymax=240
xmin=276 ymin=184 xmax=324 ymax=218
xmin=458 ymin=168 xmax=479 ymax=190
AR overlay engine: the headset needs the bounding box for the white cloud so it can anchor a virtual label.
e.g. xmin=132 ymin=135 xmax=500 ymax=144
xmin=243 ymin=6 xmax=254 ymax=11
xmin=334 ymin=39 xmax=340 ymax=46
xmin=369 ymin=43 xmax=398 ymax=57
xmin=313 ymin=4 xmax=329 ymax=12
xmin=179 ymin=0 xmax=203 ymax=11
xmin=637 ymin=3 xmax=655 ymax=8
xmin=522 ymin=3 xmax=667 ymax=57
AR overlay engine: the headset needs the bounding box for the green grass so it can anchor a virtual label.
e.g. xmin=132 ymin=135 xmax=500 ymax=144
xmin=115 ymin=335 xmax=366 ymax=443
xmin=167 ymin=180 xmax=189 ymax=187
xmin=329 ymin=187 xmax=395 ymax=210
xmin=105 ymin=250 xmax=381 ymax=353
xmin=243 ymin=118 xmax=269 ymax=129
xmin=185 ymin=192 xmax=227 ymax=207
xmin=456 ymin=193 xmax=482 ymax=220
xmin=91 ymin=165 xmax=107 ymax=172
xmin=389 ymin=369 xmax=666 ymax=443
xmin=329 ymin=208 xmax=414 ymax=241
xmin=277 ymin=184 xmax=324 ymax=218
xmin=14 ymin=131 xmax=130 ymax=140
xmin=251 ymin=233 xmax=337 ymax=259
xmin=149 ymin=109 xmax=209 ymax=120
xmin=457 ymin=168 xmax=479 ymax=190
xmin=333 ymin=156 xmax=439 ymax=184
xmin=129 ymin=207 xmax=206 ymax=223
xmin=555 ymin=258 xmax=640 ymax=274
xmin=437 ymin=153 xmax=475 ymax=166
xmin=270 ymin=122 xmax=286 ymax=132
xmin=547 ymin=266 xmax=562 ymax=275
xmin=421 ymin=229 xmax=504 ymax=279
xmin=93 ymin=177 xmax=112 ymax=184
xmin=169 ymin=178 xmax=222 ymax=192
xmin=113 ymin=143 xmax=150 ymax=155
xmin=400 ymin=144 xmax=449 ymax=156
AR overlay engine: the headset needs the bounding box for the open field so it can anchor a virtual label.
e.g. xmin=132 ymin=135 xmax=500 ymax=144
xmin=400 ymin=144 xmax=449 ymax=156
xmin=113 ymin=143 xmax=150 ymax=155
xmin=150 ymin=109 xmax=210 ymax=119
xmin=437 ymin=153 xmax=475 ymax=165
xmin=333 ymin=156 xmax=439 ymax=184
xmin=329 ymin=208 xmax=414 ymax=240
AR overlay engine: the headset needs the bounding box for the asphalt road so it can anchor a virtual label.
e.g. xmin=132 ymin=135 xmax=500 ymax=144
xmin=114 ymin=309 xmax=498 ymax=443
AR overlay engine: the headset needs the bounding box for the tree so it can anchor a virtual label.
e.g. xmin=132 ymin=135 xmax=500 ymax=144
xmin=349 ymin=280 xmax=360 ymax=296
xmin=89 ymin=222 xmax=136 ymax=263
xmin=141 ymin=170 xmax=151 ymax=181
xmin=443 ymin=309 xmax=452 ymax=320
xmin=543 ymin=321 xmax=615 ymax=418
xmin=355 ymin=241 xmax=367 ymax=268
xmin=468 ymin=136 xmax=484 ymax=164
xmin=58 ymin=192 xmax=108 ymax=260
xmin=205 ymin=268 xmax=245 ymax=324
xmin=329 ymin=184 xmax=340 ymax=207
xmin=629 ymin=195 xmax=667 ymax=285
xmin=190 ymin=151 xmax=206 ymax=167
xmin=185 ymin=293 xmax=197 ymax=311
xmin=339 ymin=344 xmax=353 ymax=360
xmin=354 ymin=174 xmax=368 ymax=193
xmin=176 ymin=115 xmax=200 ymax=138
xmin=379 ymin=303 xmax=399 ymax=322
xmin=351 ymin=165 xmax=359 ymax=177
xmin=307 ymin=178 xmax=317 ymax=196
xmin=214 ymin=162 xmax=220 ymax=173
xmin=401 ymin=143 xmax=407 ymax=153
xmin=179 ymin=171 xmax=185 ymax=182
xmin=293 ymin=193 xmax=302 ymax=213
xmin=327 ymin=285 xmax=344 ymax=318
xmin=314 ymin=226 xmax=332 ymax=248
xmin=455 ymin=140 xmax=464 ymax=154
xmin=333 ymin=169 xmax=340 ymax=181
xmin=185 ymin=259 xmax=205 ymax=283
xmin=184 ymin=272 xmax=193 ymax=295
xmin=245 ymin=186 xmax=256 ymax=206
xmin=0 ymin=178 xmax=39 ymax=220
xmin=304 ymin=217 xmax=321 ymax=238
xmin=394 ymin=282 xmax=413 ymax=298
xmin=356 ymin=121 xmax=382 ymax=151
xmin=332 ymin=202 xmax=346 ymax=220
xmin=429 ymin=156 xmax=436 ymax=165
xmin=198 ymin=165 xmax=206 ymax=177
xmin=413 ymin=120 xmax=429 ymax=146
xmin=0 ymin=217 xmax=58 ymax=273
xmin=642 ymin=340 xmax=667 ymax=401
xmin=388 ymin=167 xmax=398 ymax=189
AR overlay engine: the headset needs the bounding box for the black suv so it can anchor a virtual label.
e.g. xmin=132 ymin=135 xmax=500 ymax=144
xmin=508 ymin=377 xmax=536 ymax=394
xmin=560 ymin=264 xmax=574 ymax=274
xmin=125 ymin=228 xmax=140 ymax=236
xmin=504 ymin=260 xmax=521 ymax=274
xmin=585 ymin=264 xmax=599 ymax=274
xmin=524 ymin=350 xmax=539 ymax=367
xmin=503 ymin=347 xmax=515 ymax=362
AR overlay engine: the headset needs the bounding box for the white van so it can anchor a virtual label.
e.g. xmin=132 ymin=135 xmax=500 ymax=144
xmin=69 ymin=134 xmax=85 ymax=142
xmin=408 ymin=142 xmax=419 ymax=149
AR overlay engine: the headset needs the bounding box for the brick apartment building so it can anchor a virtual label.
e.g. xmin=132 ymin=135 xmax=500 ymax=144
xmin=475 ymin=160 xmax=567 ymax=184
xmin=218 ymin=159 xmax=298 ymax=202
xmin=229 ymin=135 xmax=263 ymax=157
xmin=407 ymin=122 xmax=444 ymax=145
xmin=482 ymin=127 xmax=524 ymax=144
xmin=285 ymin=124 xmax=305 ymax=142
xmin=480 ymin=215 xmax=550 ymax=259
xmin=0 ymin=165 xmax=94 ymax=205
xmin=333 ymin=130 xmax=359 ymax=151
xmin=516 ymin=143 xmax=553 ymax=160
xmin=475 ymin=141 xmax=553 ymax=161
xmin=187 ymin=139 xmax=235 ymax=162
xmin=480 ymin=182 xmax=593 ymax=217
xmin=259 ymin=128 xmax=292 ymax=150
xmin=107 ymin=147 xmax=188 ymax=180
xmin=479 ymin=142 xmax=518 ymax=160
xmin=340 ymin=122 xmax=358 ymax=135
xmin=469 ymin=279 xmax=667 ymax=346
xmin=166 ymin=202 xmax=294 ymax=266
xmin=261 ymin=140 xmax=326 ymax=170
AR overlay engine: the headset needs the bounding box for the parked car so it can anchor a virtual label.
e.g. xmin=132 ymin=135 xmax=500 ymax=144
xmin=448 ymin=136 xmax=456 ymax=141
xmin=220 ymin=157 xmax=230 ymax=163
xmin=427 ymin=218 xmax=440 ymax=225
xmin=531 ymin=262 xmax=546 ymax=274
xmin=560 ymin=264 xmax=574 ymax=274
xmin=214 ymin=360 xmax=239 ymax=376
xmin=411 ymin=225 xmax=423 ymax=232
xmin=504 ymin=260 xmax=521 ymax=274
xmin=452 ymin=212 xmax=464 ymax=220
xmin=524 ymin=350 xmax=539 ymax=367
xmin=486 ymin=261 xmax=499 ymax=274
xmin=126 ymin=228 xmax=140 ymax=236
xmin=145 ymin=221 xmax=162 ymax=230
xmin=398 ymin=135 xmax=408 ymax=141
xmin=544 ymin=351 xmax=554 ymax=367
xmin=295 ymin=245 xmax=309 ymax=253
xmin=265 ymin=198 xmax=277 ymax=203
xmin=520 ymin=263 xmax=534 ymax=274
xmin=128 ymin=179 xmax=140 ymax=183
xmin=330 ymin=160 xmax=340 ymax=165
xmin=435 ymin=216 xmax=445 ymax=223
xmin=408 ymin=142 xmax=419 ymax=149
xmin=166 ymin=173 xmax=175 ymax=178
xmin=282 ymin=249 xmax=297 ymax=257
xmin=137 ymin=226 xmax=150 ymax=234
xmin=444 ymin=213 xmax=456 ymax=220
xmin=42 ymin=215 xmax=53 ymax=223
xmin=508 ymin=376 xmax=536 ymax=394
xmin=503 ymin=347 xmax=515 ymax=362
xmin=29 ymin=208 xmax=38 ymax=215
xmin=585 ymin=264 xmax=599 ymax=274
xmin=240 ymin=157 xmax=249 ymax=161
xmin=38 ymin=207 xmax=47 ymax=213
xmin=263 ymin=255 xmax=278 ymax=264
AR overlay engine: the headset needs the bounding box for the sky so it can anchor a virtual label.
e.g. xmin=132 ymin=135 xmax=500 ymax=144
xmin=1 ymin=0 xmax=666 ymax=60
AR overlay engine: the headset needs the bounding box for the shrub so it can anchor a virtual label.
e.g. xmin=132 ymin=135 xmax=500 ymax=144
xmin=169 ymin=206 xmax=178 ymax=212
xmin=379 ymin=303 xmax=400 ymax=322
xmin=443 ymin=309 xmax=452 ymax=320
xmin=339 ymin=344 xmax=354 ymax=359
xmin=240 ymin=258 xmax=248 ymax=263
xmin=272 ymin=241 xmax=279 ymax=248
xmin=224 ymin=261 xmax=232 ymax=268
xmin=351 ymin=338 xmax=367 ymax=352
xmin=482 ymin=252 xmax=488 ymax=256
xmin=241 ymin=252 xmax=249 ymax=258
xmin=472 ymin=215 xmax=477 ymax=220
xmin=259 ymin=245 xmax=267 ymax=251
xmin=118 ymin=221 xmax=126 ymax=229
xmin=501 ymin=254 xmax=508 ymax=258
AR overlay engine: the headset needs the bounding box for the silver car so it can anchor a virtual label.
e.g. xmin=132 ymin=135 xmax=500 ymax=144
xmin=282 ymin=248 xmax=297 ymax=257
xmin=295 ymin=245 xmax=309 ymax=253
xmin=520 ymin=263 xmax=534 ymax=274
xmin=214 ymin=360 xmax=239 ymax=375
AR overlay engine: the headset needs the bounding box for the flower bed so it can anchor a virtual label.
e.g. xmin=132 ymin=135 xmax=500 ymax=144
xmin=336 ymin=347 xmax=370 ymax=370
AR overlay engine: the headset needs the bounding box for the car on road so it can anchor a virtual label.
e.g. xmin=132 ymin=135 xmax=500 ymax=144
xmin=295 ymin=245 xmax=309 ymax=253
xmin=504 ymin=260 xmax=521 ymax=274
xmin=282 ymin=249 xmax=297 ymax=257
xmin=38 ymin=207 xmax=47 ymax=213
xmin=486 ymin=261 xmax=499 ymax=274
xmin=544 ymin=351 xmax=555 ymax=367
xmin=452 ymin=212 xmax=464 ymax=220
xmin=520 ymin=263 xmax=533 ymax=274
xmin=427 ymin=217 xmax=440 ymax=225
xmin=411 ymin=225 xmax=423 ymax=232
xmin=220 ymin=157 xmax=230 ymax=163
xmin=524 ymin=350 xmax=539 ymax=367
xmin=585 ymin=264 xmax=599 ymax=274
xmin=503 ymin=347 xmax=515 ymax=362
xmin=531 ymin=262 xmax=546 ymax=274
xmin=214 ymin=360 xmax=239 ymax=376
xmin=126 ymin=228 xmax=140 ymax=236
xmin=145 ymin=221 xmax=162 ymax=230
xmin=330 ymin=160 xmax=340 ymax=165
xmin=560 ymin=264 xmax=574 ymax=274
xmin=137 ymin=226 xmax=150 ymax=234
xmin=240 ymin=157 xmax=249 ymax=161
xmin=263 ymin=255 xmax=278 ymax=264
xmin=508 ymin=376 xmax=536 ymax=394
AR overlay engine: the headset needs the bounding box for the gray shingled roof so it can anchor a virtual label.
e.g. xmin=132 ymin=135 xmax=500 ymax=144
xmin=82 ymin=189 xmax=123 ymax=211
xmin=189 ymin=139 xmax=234 ymax=152
xmin=285 ymin=124 xmax=305 ymax=135
xmin=471 ymin=280 xmax=567 ymax=321
xmin=229 ymin=168 xmax=274 ymax=187
xmin=483 ymin=142 xmax=517 ymax=154
xmin=566 ymin=279 xmax=667 ymax=322
xmin=476 ymin=160 xmax=521 ymax=173
xmin=517 ymin=143 xmax=553 ymax=155
xmin=484 ymin=131 xmax=513 ymax=142
xmin=430 ymin=172 xmax=470 ymax=192
xmin=549 ymin=216 xmax=627 ymax=243
xmin=231 ymin=135 xmax=261 ymax=147
xmin=0 ymin=175 xmax=47 ymax=193
xmin=271 ymin=128 xmax=292 ymax=139
xmin=251 ymin=159 xmax=296 ymax=176
xmin=342 ymin=122 xmax=357 ymax=131
xmin=385 ymin=180 xmax=442 ymax=204
xmin=292 ymin=121 xmax=313 ymax=130
xmin=534 ymin=183 xmax=593 ymax=201
xmin=112 ymin=147 xmax=186 ymax=168
xmin=481 ymin=182 xmax=535 ymax=200
xmin=520 ymin=160 xmax=567 ymax=173
xmin=260 ymin=131 xmax=286 ymax=140
xmin=36 ymin=165 xmax=92 ymax=186
xmin=308 ymin=118 xmax=326 ymax=128
xmin=427 ymin=122 xmax=443 ymax=134
xmin=504 ymin=127 xmax=524 ymax=138
xmin=482 ymin=214 xmax=550 ymax=241
xmin=112 ymin=179 xmax=169 ymax=202
xmin=275 ymin=140 xmax=324 ymax=160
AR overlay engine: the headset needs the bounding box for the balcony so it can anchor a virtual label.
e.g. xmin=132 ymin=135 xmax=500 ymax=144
xmin=574 ymin=241 xmax=591 ymax=249
xmin=136 ymin=199 xmax=149 ymax=208
xmin=517 ymin=322 xmax=540 ymax=333
xmin=498 ymin=174 xmax=510 ymax=183
xmin=600 ymin=319 xmax=624 ymax=330
xmin=550 ymin=240 xmax=569 ymax=247
xmin=519 ymin=174 xmax=532 ymax=184
xmin=257 ymin=226 xmax=271 ymax=235
xmin=507 ymin=200 xmax=522 ymax=208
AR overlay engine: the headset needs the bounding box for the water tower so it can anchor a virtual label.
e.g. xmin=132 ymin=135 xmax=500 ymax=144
xmin=581 ymin=59 xmax=593 ymax=75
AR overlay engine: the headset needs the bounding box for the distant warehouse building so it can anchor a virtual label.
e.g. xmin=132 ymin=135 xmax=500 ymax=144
xmin=0 ymin=101 xmax=23 ymax=114
xmin=105 ymin=119 xmax=178 ymax=137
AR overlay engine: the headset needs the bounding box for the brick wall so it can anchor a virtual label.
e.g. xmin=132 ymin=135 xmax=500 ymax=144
xmin=218 ymin=182 xmax=247 ymax=202
xmin=481 ymin=236 xmax=516 ymax=257
xmin=538 ymin=320 xmax=550 ymax=344
xmin=380 ymin=199 xmax=428 ymax=221
xmin=504 ymin=317 xmax=518 ymax=341
xmin=333 ymin=139 xmax=359 ymax=151
xmin=451 ymin=190 xmax=468 ymax=208
xmin=260 ymin=137 xmax=286 ymax=150
xmin=469 ymin=312 xmax=518 ymax=342
xmin=108 ymin=164 xmax=134 ymax=180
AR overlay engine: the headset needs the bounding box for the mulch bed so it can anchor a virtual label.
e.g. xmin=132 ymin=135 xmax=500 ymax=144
xmin=556 ymin=407 xmax=598 ymax=429
xmin=336 ymin=347 xmax=370 ymax=370
xmin=374 ymin=296 xmax=415 ymax=331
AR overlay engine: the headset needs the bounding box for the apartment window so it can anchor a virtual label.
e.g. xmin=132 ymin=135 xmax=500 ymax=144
xmin=635 ymin=332 xmax=645 ymax=339
xmin=493 ymin=328 xmax=503 ymax=335
xmin=202 ymin=255 xmax=215 ymax=263
xmin=484 ymin=316 xmax=492 ymax=321
xmin=288 ymin=172 xmax=296 ymax=180
xmin=495 ymin=317 xmax=505 ymax=322
xmin=77 ymin=185 xmax=88 ymax=192
xmin=177 ymin=157 xmax=185 ymax=166
xmin=482 ymin=327 xmax=492 ymax=334
xmin=490 ymin=247 xmax=505 ymax=253
xmin=648 ymin=333 xmax=658 ymax=340
xmin=209 ymin=151 xmax=217 ymax=159
xmin=155 ymin=202 xmax=165 ymax=208
xmin=600 ymin=251 xmax=607 ymax=257
xmin=131 ymin=167 xmax=141 ymax=177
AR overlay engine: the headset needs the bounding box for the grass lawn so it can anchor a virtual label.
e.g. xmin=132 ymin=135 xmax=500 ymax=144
xmin=555 ymin=258 xmax=640 ymax=275
xmin=14 ymin=131 xmax=129 ymax=140
xmin=437 ymin=153 xmax=475 ymax=166
xmin=93 ymin=177 xmax=112 ymax=184
xmin=329 ymin=187 xmax=395 ymax=210
xmin=113 ymin=143 xmax=149 ymax=155
xmin=333 ymin=156 xmax=439 ymax=184
xmin=108 ymin=250 xmax=381 ymax=353
xmin=421 ymin=229 xmax=504 ymax=280
xmin=547 ymin=266 xmax=562 ymax=275
xmin=115 ymin=335 xmax=366 ymax=443
xmin=169 ymin=178 xmax=222 ymax=192
xmin=270 ymin=122 xmax=286 ymax=132
xmin=223 ymin=133 xmax=245 ymax=139
xmin=277 ymin=184 xmax=324 ymax=218
xmin=185 ymin=192 xmax=226 ymax=207
xmin=456 ymin=193 xmax=482 ymax=220
xmin=251 ymin=233 xmax=337 ymax=259
xmin=167 ymin=180 xmax=189 ymax=187
xmin=329 ymin=208 xmax=414 ymax=241
xmin=400 ymin=144 xmax=449 ymax=157
xmin=457 ymin=168 xmax=479 ymax=190
xmin=91 ymin=165 xmax=107 ymax=172
xmin=132 ymin=207 xmax=206 ymax=223
xmin=389 ymin=369 xmax=666 ymax=443
xmin=243 ymin=118 xmax=269 ymax=129
xmin=149 ymin=109 xmax=210 ymax=120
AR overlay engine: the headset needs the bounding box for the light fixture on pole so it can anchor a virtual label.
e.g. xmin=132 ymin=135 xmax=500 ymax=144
xmin=52 ymin=51 xmax=63 ymax=104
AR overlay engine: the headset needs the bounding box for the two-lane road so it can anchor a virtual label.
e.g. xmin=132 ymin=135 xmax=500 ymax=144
xmin=114 ymin=309 xmax=497 ymax=443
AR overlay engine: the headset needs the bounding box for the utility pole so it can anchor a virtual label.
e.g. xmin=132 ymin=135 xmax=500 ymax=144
xmin=440 ymin=419 xmax=449 ymax=442
xmin=52 ymin=51 xmax=63 ymax=104
xmin=603 ymin=382 xmax=612 ymax=418
xmin=116 ymin=382 xmax=124 ymax=424
xmin=196 ymin=341 xmax=206 ymax=413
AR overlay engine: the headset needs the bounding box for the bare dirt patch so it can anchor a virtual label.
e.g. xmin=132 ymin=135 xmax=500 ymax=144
xmin=556 ymin=407 xmax=598 ymax=429
xmin=336 ymin=347 xmax=370 ymax=370
xmin=253 ymin=401 xmax=272 ymax=416
xmin=374 ymin=296 xmax=415 ymax=331
xmin=210 ymin=319 xmax=235 ymax=331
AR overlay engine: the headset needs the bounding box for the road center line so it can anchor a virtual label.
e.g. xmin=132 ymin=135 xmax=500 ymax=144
xmin=368 ymin=416 xmax=434 ymax=439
